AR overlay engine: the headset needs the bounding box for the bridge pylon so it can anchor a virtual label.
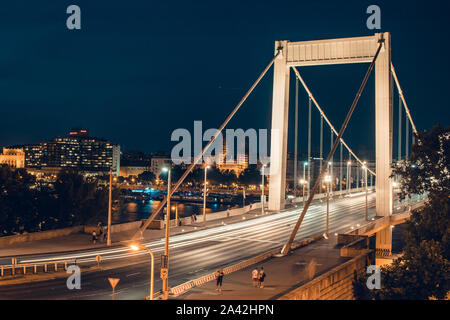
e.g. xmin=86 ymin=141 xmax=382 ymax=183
xmin=268 ymin=33 xmax=393 ymax=256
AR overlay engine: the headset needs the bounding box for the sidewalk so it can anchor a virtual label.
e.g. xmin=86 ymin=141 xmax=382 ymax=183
xmin=0 ymin=206 xmax=282 ymax=258
xmin=173 ymin=234 xmax=348 ymax=300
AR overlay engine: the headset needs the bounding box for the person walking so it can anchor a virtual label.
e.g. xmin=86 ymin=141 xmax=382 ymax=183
xmin=258 ymin=267 xmax=266 ymax=288
xmin=251 ymin=267 xmax=259 ymax=287
xmin=102 ymin=226 xmax=107 ymax=242
xmin=91 ymin=231 xmax=97 ymax=244
xmin=215 ymin=269 xmax=224 ymax=292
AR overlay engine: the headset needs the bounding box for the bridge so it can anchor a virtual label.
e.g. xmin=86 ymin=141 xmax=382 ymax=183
xmin=134 ymin=32 xmax=422 ymax=262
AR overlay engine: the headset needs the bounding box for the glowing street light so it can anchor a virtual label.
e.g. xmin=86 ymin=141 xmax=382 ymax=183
xmin=363 ymin=162 xmax=368 ymax=221
xmin=324 ymin=175 xmax=331 ymax=237
xmin=203 ymin=165 xmax=210 ymax=227
xmin=346 ymin=161 xmax=352 ymax=194
xmin=303 ymin=161 xmax=308 ymax=199
xmin=160 ymin=166 xmax=171 ymax=300
xmin=261 ymin=164 xmax=266 ymax=215
xmin=130 ymin=243 xmax=154 ymax=300
xmin=299 ymin=178 xmax=307 ymax=206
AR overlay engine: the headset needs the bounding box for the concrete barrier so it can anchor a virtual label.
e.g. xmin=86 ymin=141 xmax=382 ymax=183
xmin=0 ymin=226 xmax=84 ymax=247
xmin=277 ymin=250 xmax=374 ymax=300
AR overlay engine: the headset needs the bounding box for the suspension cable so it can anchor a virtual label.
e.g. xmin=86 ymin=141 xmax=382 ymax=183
xmin=281 ymin=41 xmax=383 ymax=255
xmin=398 ymin=93 xmax=402 ymax=161
xmin=132 ymin=50 xmax=281 ymax=240
xmin=292 ymin=67 xmax=376 ymax=176
xmin=391 ymin=63 xmax=418 ymax=136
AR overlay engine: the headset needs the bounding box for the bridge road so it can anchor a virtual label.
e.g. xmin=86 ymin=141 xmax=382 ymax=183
xmin=0 ymin=192 xmax=419 ymax=300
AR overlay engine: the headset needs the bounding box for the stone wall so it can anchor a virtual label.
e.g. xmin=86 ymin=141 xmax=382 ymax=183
xmin=278 ymin=251 xmax=374 ymax=300
xmin=0 ymin=226 xmax=84 ymax=247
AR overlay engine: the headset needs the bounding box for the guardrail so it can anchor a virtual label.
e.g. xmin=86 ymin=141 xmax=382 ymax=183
xmin=0 ymin=258 xmax=76 ymax=277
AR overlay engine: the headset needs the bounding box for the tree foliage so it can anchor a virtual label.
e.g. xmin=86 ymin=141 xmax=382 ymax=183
xmin=354 ymin=125 xmax=450 ymax=300
xmin=0 ymin=167 xmax=113 ymax=236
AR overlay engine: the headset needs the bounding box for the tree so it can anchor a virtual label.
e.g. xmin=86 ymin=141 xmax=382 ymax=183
xmin=354 ymin=125 xmax=450 ymax=300
xmin=138 ymin=171 xmax=156 ymax=184
xmin=0 ymin=166 xmax=38 ymax=235
xmin=52 ymin=169 xmax=120 ymax=227
xmin=392 ymin=124 xmax=449 ymax=200
xmin=238 ymin=164 xmax=261 ymax=186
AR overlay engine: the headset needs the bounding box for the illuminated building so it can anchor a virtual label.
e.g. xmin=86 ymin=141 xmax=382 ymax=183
xmin=0 ymin=148 xmax=25 ymax=168
xmin=17 ymin=129 xmax=120 ymax=175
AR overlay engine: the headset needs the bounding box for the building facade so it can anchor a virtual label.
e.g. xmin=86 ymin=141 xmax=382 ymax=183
xmin=0 ymin=148 xmax=25 ymax=168
xmin=17 ymin=129 xmax=120 ymax=175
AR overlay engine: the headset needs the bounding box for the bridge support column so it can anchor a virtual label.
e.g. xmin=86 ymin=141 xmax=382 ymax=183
xmin=376 ymin=226 xmax=392 ymax=264
xmin=268 ymin=40 xmax=290 ymax=211
xmin=375 ymin=32 xmax=393 ymax=218
xmin=375 ymin=32 xmax=393 ymax=261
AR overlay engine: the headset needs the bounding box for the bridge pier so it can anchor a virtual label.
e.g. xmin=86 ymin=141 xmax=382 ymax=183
xmin=375 ymin=226 xmax=392 ymax=264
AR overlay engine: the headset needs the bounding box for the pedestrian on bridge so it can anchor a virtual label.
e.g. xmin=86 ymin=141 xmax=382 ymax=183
xmin=91 ymin=231 xmax=97 ymax=244
xmin=215 ymin=269 xmax=224 ymax=292
xmin=252 ymin=268 xmax=259 ymax=287
xmin=258 ymin=267 xmax=266 ymax=288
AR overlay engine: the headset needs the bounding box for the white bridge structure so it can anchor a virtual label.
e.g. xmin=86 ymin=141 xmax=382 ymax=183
xmin=135 ymin=32 xmax=419 ymax=261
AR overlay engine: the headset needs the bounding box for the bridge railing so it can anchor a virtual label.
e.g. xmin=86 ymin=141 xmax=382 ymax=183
xmin=0 ymin=258 xmax=76 ymax=277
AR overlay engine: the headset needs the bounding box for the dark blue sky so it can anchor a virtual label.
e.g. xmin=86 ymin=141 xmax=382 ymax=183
xmin=0 ymin=0 xmax=448 ymax=159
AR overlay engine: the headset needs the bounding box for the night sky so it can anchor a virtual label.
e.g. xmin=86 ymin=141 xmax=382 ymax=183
xmin=0 ymin=0 xmax=449 ymax=160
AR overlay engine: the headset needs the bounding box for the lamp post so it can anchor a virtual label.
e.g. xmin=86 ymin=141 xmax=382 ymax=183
xmin=346 ymin=161 xmax=351 ymax=194
xmin=107 ymin=167 xmax=112 ymax=246
xmin=299 ymin=179 xmax=306 ymax=206
xmin=161 ymin=166 xmax=171 ymax=300
xmin=203 ymin=165 xmax=209 ymax=227
xmin=328 ymin=162 xmax=333 ymax=196
xmin=130 ymin=243 xmax=154 ymax=300
xmin=261 ymin=164 xmax=266 ymax=215
xmin=303 ymin=161 xmax=308 ymax=199
xmin=363 ymin=162 xmax=368 ymax=221
xmin=324 ymin=175 xmax=331 ymax=237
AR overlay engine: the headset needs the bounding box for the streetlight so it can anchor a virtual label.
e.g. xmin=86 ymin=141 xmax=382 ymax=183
xmin=161 ymin=166 xmax=171 ymax=300
xmin=346 ymin=161 xmax=351 ymax=194
xmin=130 ymin=243 xmax=154 ymax=300
xmin=299 ymin=179 xmax=307 ymax=206
xmin=203 ymin=165 xmax=210 ymax=227
xmin=328 ymin=162 xmax=333 ymax=195
xmin=261 ymin=164 xmax=266 ymax=215
xmin=362 ymin=162 xmax=368 ymax=221
xmin=303 ymin=162 xmax=308 ymax=198
xmin=107 ymin=167 xmax=113 ymax=246
xmin=324 ymin=175 xmax=332 ymax=237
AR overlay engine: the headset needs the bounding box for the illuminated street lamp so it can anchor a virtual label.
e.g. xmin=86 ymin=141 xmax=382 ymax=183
xmin=107 ymin=167 xmax=113 ymax=246
xmin=303 ymin=161 xmax=308 ymax=197
xmin=324 ymin=175 xmax=332 ymax=237
xmin=261 ymin=164 xmax=266 ymax=215
xmin=346 ymin=161 xmax=352 ymax=194
xmin=328 ymin=162 xmax=333 ymax=195
xmin=161 ymin=166 xmax=171 ymax=300
xmin=130 ymin=243 xmax=154 ymax=300
xmin=299 ymin=179 xmax=307 ymax=206
xmin=203 ymin=165 xmax=210 ymax=227
xmin=362 ymin=162 xmax=368 ymax=221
